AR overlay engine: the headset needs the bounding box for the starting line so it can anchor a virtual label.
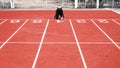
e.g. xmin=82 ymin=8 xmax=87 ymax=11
xmin=0 ymin=19 xmax=120 ymax=24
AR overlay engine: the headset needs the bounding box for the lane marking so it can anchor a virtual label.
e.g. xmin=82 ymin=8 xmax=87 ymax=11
xmin=97 ymin=19 xmax=108 ymax=23
xmin=55 ymin=20 xmax=65 ymax=23
xmin=112 ymin=19 xmax=120 ymax=26
xmin=91 ymin=19 xmax=120 ymax=50
xmin=0 ymin=20 xmax=7 ymax=25
xmin=10 ymin=19 xmax=20 ymax=23
xmin=32 ymin=19 xmax=49 ymax=68
xmin=0 ymin=20 xmax=29 ymax=49
xmin=0 ymin=42 xmax=120 ymax=45
xmin=69 ymin=19 xmax=87 ymax=68
xmin=33 ymin=19 xmax=42 ymax=23
xmin=76 ymin=19 xmax=86 ymax=23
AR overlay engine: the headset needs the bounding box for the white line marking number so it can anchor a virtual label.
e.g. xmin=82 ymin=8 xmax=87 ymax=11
xmin=77 ymin=19 xmax=86 ymax=23
xmin=10 ymin=19 xmax=20 ymax=23
xmin=98 ymin=19 xmax=108 ymax=23
xmin=33 ymin=19 xmax=42 ymax=23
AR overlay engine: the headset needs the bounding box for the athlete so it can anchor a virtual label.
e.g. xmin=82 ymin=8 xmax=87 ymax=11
xmin=54 ymin=5 xmax=64 ymax=20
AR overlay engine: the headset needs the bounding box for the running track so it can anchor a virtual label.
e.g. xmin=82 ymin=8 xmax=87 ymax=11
xmin=0 ymin=10 xmax=120 ymax=68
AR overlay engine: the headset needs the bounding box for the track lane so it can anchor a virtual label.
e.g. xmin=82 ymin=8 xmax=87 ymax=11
xmin=9 ymin=19 xmax=47 ymax=42
xmin=44 ymin=20 xmax=75 ymax=42
xmin=0 ymin=20 xmax=25 ymax=42
xmin=80 ymin=44 xmax=120 ymax=68
xmin=93 ymin=19 xmax=120 ymax=47
xmin=0 ymin=20 xmax=48 ymax=68
xmin=0 ymin=43 xmax=38 ymax=68
xmin=71 ymin=19 xmax=110 ymax=42
xmin=36 ymin=44 xmax=84 ymax=68
xmin=71 ymin=19 xmax=120 ymax=68
xmin=35 ymin=20 xmax=84 ymax=68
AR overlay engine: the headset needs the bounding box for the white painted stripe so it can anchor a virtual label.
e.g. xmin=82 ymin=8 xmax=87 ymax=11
xmin=77 ymin=19 xmax=86 ymax=23
xmin=0 ymin=20 xmax=7 ymax=25
xmin=91 ymin=19 xmax=120 ymax=50
xmin=97 ymin=19 xmax=108 ymax=23
xmin=69 ymin=19 xmax=87 ymax=68
xmin=32 ymin=19 xmax=49 ymax=68
xmin=0 ymin=20 xmax=29 ymax=49
xmin=112 ymin=19 xmax=120 ymax=26
xmin=10 ymin=19 xmax=20 ymax=23
xmin=0 ymin=42 xmax=120 ymax=45
xmin=32 ymin=19 xmax=42 ymax=23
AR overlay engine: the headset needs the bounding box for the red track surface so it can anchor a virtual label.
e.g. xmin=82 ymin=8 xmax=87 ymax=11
xmin=9 ymin=20 xmax=47 ymax=42
xmin=0 ymin=10 xmax=120 ymax=19
xmin=0 ymin=10 xmax=120 ymax=68
xmin=0 ymin=20 xmax=24 ymax=42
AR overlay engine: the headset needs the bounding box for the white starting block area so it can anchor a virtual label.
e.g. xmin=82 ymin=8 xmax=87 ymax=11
xmin=0 ymin=19 xmax=120 ymax=24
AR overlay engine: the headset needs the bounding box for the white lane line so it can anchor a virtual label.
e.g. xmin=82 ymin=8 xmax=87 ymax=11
xmin=32 ymin=19 xmax=49 ymax=68
xmin=0 ymin=20 xmax=29 ymax=49
xmin=0 ymin=20 xmax=7 ymax=25
xmin=0 ymin=42 xmax=120 ymax=45
xmin=69 ymin=19 xmax=87 ymax=68
xmin=91 ymin=19 xmax=120 ymax=50
xmin=112 ymin=19 xmax=120 ymax=26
